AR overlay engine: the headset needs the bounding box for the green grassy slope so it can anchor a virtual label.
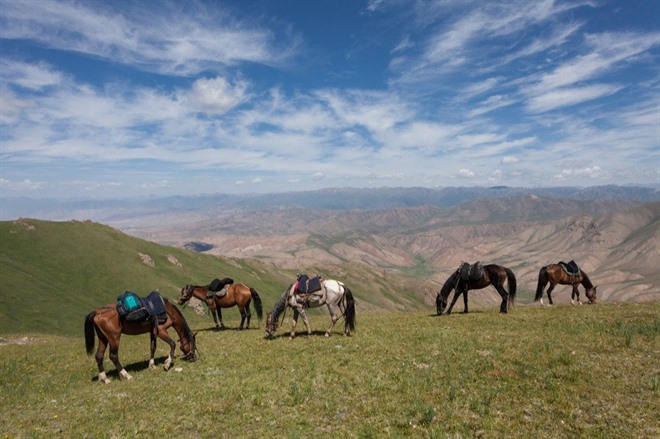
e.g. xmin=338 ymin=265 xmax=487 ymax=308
xmin=0 ymin=219 xmax=431 ymax=336
xmin=0 ymin=303 xmax=658 ymax=437
xmin=0 ymin=219 xmax=293 ymax=335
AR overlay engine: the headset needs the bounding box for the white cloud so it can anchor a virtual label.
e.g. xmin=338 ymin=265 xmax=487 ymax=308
xmin=186 ymin=76 xmax=248 ymax=114
xmin=553 ymin=166 xmax=602 ymax=180
xmin=0 ymin=0 xmax=295 ymax=75
xmin=0 ymin=178 xmax=42 ymax=191
xmin=527 ymin=84 xmax=622 ymax=113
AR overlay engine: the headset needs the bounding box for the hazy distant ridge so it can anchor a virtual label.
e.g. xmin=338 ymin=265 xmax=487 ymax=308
xmin=2 ymin=185 xmax=657 ymax=221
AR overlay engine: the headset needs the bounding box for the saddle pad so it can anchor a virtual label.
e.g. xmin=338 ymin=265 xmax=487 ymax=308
xmin=206 ymin=288 xmax=228 ymax=300
xmin=209 ymin=277 xmax=234 ymax=292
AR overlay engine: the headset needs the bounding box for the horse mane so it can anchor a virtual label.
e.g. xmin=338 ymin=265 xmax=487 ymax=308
xmin=164 ymin=298 xmax=195 ymax=347
xmin=580 ymin=270 xmax=594 ymax=289
xmin=269 ymin=287 xmax=290 ymax=322
xmin=439 ymin=270 xmax=459 ymax=299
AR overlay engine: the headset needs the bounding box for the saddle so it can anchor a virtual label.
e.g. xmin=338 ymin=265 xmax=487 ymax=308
xmin=117 ymin=290 xmax=167 ymax=324
xmin=209 ymin=277 xmax=233 ymax=292
xmin=559 ymin=260 xmax=580 ymax=277
xmin=459 ymin=261 xmax=484 ymax=282
xmin=294 ymin=274 xmax=324 ymax=305
xmin=207 ymin=277 xmax=233 ymax=300
xmin=295 ymin=274 xmax=323 ymax=294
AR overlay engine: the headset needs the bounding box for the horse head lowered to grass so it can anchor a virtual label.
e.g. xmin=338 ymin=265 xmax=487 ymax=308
xmin=265 ymin=276 xmax=356 ymax=339
xmin=436 ymin=262 xmax=517 ymax=315
xmin=535 ymin=261 xmax=597 ymax=305
xmin=84 ymin=291 xmax=198 ymax=384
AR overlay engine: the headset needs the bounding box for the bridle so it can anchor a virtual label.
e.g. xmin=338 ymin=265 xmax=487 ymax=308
xmin=179 ymin=335 xmax=200 ymax=361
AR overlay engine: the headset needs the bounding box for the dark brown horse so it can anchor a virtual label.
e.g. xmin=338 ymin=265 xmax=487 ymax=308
xmin=84 ymin=296 xmax=198 ymax=384
xmin=436 ymin=263 xmax=517 ymax=315
xmin=535 ymin=264 xmax=597 ymax=305
xmin=177 ymin=280 xmax=263 ymax=330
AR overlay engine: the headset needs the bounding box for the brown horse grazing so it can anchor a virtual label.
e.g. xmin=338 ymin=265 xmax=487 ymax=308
xmin=436 ymin=263 xmax=517 ymax=315
xmin=535 ymin=264 xmax=597 ymax=305
xmin=177 ymin=281 xmax=263 ymax=330
xmin=84 ymin=297 xmax=198 ymax=384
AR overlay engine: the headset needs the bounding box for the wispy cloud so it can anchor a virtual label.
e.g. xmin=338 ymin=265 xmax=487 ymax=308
xmin=0 ymin=0 xmax=658 ymax=198
xmin=0 ymin=0 xmax=296 ymax=75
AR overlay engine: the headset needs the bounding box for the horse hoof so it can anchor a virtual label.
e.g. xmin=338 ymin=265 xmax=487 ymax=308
xmin=119 ymin=369 xmax=133 ymax=381
xmin=325 ymin=332 xmax=330 ymax=338
xmin=98 ymin=372 xmax=111 ymax=384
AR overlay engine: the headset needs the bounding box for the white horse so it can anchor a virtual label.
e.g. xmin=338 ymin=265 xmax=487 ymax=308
xmin=265 ymin=279 xmax=356 ymax=339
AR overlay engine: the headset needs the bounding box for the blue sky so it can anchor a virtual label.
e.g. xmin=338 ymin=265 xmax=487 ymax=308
xmin=1 ymin=0 xmax=658 ymax=199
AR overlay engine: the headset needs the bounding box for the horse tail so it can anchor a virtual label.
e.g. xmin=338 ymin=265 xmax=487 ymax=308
xmin=250 ymin=287 xmax=263 ymax=321
xmin=505 ymin=268 xmax=517 ymax=307
xmin=535 ymin=266 xmax=548 ymax=302
xmin=343 ymin=286 xmax=356 ymax=333
xmin=84 ymin=311 xmax=97 ymax=355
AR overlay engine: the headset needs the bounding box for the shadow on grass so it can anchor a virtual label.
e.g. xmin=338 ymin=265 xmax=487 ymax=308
xmin=264 ymin=329 xmax=337 ymax=340
xmin=193 ymin=325 xmax=262 ymax=333
xmin=90 ymin=356 xmax=170 ymax=382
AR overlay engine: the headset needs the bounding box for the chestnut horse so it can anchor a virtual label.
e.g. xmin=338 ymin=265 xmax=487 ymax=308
xmin=436 ymin=264 xmax=517 ymax=315
xmin=177 ymin=280 xmax=263 ymax=330
xmin=265 ymin=279 xmax=356 ymax=339
xmin=535 ymin=264 xmax=597 ymax=305
xmin=84 ymin=297 xmax=197 ymax=384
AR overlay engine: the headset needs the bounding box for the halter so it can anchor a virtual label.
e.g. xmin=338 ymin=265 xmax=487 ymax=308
xmin=178 ymin=335 xmax=200 ymax=361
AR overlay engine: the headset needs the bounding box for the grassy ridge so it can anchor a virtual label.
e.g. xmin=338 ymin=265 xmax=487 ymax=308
xmin=0 ymin=219 xmax=433 ymax=336
xmin=0 ymin=303 xmax=658 ymax=437
xmin=0 ymin=219 xmax=289 ymax=335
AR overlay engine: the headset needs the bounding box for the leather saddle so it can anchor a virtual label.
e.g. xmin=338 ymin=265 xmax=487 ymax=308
xmin=559 ymin=260 xmax=580 ymax=277
xmin=459 ymin=261 xmax=484 ymax=282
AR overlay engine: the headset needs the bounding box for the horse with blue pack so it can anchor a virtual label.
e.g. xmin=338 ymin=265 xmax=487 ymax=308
xmin=85 ymin=290 xmax=198 ymax=383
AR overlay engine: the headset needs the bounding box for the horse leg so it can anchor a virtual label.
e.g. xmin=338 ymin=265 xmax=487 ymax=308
xmin=239 ymin=306 xmax=247 ymax=330
xmin=107 ymin=337 xmax=132 ymax=381
xmin=325 ymin=305 xmax=340 ymax=337
xmin=148 ymin=330 xmax=157 ymax=370
xmin=290 ymin=309 xmax=300 ymax=339
xmin=299 ymin=308 xmax=312 ymax=336
xmin=572 ymin=285 xmax=582 ymax=305
xmin=94 ymin=335 xmax=111 ymax=384
xmin=217 ymin=307 xmax=225 ymax=329
xmin=462 ymin=290 xmax=469 ymax=314
xmin=245 ymin=303 xmax=252 ymax=329
xmin=546 ymin=282 xmax=556 ymax=306
xmin=207 ymin=300 xmax=222 ymax=330
xmin=447 ymin=289 xmax=462 ymax=315
xmin=495 ymin=285 xmax=508 ymax=313
xmin=158 ymin=328 xmax=176 ymax=371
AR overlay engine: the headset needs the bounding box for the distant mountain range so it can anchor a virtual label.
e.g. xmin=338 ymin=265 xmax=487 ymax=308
xmin=2 ymin=185 xmax=657 ymax=222
xmin=1 ymin=186 xmax=658 ymax=320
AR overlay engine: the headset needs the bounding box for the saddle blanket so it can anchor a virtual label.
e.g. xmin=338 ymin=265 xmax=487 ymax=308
xmin=295 ymin=275 xmax=323 ymax=294
xmin=206 ymin=287 xmax=229 ymax=300
xmin=559 ymin=260 xmax=580 ymax=276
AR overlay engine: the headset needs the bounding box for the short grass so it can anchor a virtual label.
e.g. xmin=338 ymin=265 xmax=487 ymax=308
xmin=1 ymin=302 xmax=658 ymax=438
